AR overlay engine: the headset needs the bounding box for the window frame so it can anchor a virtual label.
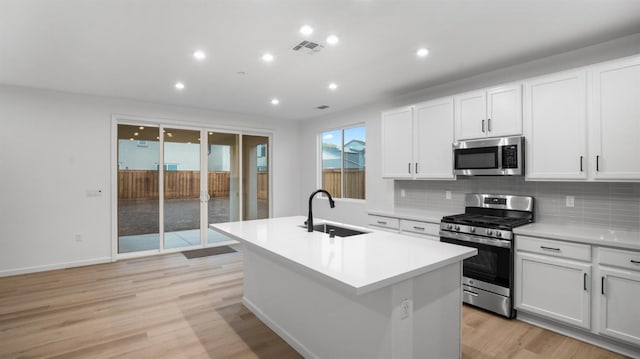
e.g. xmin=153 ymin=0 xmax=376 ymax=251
xmin=318 ymin=123 xmax=366 ymax=202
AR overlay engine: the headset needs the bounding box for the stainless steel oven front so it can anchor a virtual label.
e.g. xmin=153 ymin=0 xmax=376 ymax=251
xmin=440 ymin=230 xmax=515 ymax=318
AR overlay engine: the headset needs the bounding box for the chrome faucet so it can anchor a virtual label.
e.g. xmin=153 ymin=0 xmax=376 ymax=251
xmin=307 ymin=189 xmax=335 ymax=232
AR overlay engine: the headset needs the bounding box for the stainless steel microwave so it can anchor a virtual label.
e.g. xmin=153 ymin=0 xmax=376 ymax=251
xmin=453 ymin=136 xmax=524 ymax=176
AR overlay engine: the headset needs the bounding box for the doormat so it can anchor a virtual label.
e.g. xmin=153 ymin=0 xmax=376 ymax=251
xmin=182 ymin=246 xmax=237 ymax=259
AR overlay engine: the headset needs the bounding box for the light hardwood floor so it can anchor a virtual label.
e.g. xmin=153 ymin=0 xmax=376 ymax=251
xmin=0 ymin=248 xmax=628 ymax=359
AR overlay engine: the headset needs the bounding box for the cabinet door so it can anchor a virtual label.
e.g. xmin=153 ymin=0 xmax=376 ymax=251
xmin=516 ymin=252 xmax=591 ymax=329
xmin=524 ymin=70 xmax=587 ymax=180
xmin=590 ymin=56 xmax=640 ymax=180
xmin=381 ymin=107 xmax=414 ymax=178
xmin=598 ymin=267 xmax=640 ymax=346
xmin=486 ymin=83 xmax=522 ymax=137
xmin=414 ymin=97 xmax=455 ymax=179
xmin=455 ymin=90 xmax=487 ymax=140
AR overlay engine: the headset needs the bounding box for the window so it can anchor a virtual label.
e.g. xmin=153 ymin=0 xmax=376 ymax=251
xmin=321 ymin=125 xmax=366 ymax=199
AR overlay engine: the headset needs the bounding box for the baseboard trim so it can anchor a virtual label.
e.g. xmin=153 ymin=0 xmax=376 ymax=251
xmin=242 ymin=296 xmax=318 ymax=359
xmin=0 ymin=257 xmax=113 ymax=277
xmin=517 ymin=311 xmax=640 ymax=358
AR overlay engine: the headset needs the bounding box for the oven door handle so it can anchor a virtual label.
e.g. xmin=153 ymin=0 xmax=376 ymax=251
xmin=439 ymin=230 xmax=512 ymax=248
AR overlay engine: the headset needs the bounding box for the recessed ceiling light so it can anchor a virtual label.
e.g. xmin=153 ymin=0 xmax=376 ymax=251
xmin=134 ymin=132 xmax=139 ymax=136
xmin=262 ymin=53 xmax=274 ymax=62
xmin=328 ymin=83 xmax=338 ymax=90
xmin=300 ymin=25 xmax=313 ymax=36
xmin=326 ymin=35 xmax=339 ymax=45
xmin=271 ymin=98 xmax=280 ymax=105
xmin=139 ymin=126 xmax=144 ymax=130
xmin=416 ymin=48 xmax=429 ymax=57
xmin=175 ymin=82 xmax=185 ymax=90
xmin=193 ymin=50 xmax=206 ymax=61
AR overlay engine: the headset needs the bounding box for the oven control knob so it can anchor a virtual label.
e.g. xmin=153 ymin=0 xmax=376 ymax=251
xmin=470 ymin=227 xmax=476 ymax=233
xmin=447 ymin=224 xmax=453 ymax=230
xmin=496 ymin=232 xmax=502 ymax=237
xmin=454 ymin=225 xmax=460 ymax=231
xmin=486 ymin=230 xmax=493 ymax=236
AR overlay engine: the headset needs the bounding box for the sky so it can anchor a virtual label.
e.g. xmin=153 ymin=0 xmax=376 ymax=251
xmin=322 ymin=125 xmax=366 ymax=147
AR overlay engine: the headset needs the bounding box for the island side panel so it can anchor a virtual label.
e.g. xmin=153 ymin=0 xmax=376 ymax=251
xmin=242 ymin=244 xmax=463 ymax=359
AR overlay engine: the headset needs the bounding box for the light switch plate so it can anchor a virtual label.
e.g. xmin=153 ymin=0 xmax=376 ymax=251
xmin=566 ymin=195 xmax=575 ymax=207
xmin=445 ymin=191 xmax=452 ymax=200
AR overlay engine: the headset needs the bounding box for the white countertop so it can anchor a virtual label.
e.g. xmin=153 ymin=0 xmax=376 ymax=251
xmin=211 ymin=216 xmax=476 ymax=295
xmin=514 ymin=223 xmax=640 ymax=251
xmin=368 ymin=208 xmax=450 ymax=223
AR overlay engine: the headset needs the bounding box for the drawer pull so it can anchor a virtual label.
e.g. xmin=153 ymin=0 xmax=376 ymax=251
xmin=601 ymin=276 xmax=605 ymax=295
xmin=464 ymin=290 xmax=479 ymax=297
xmin=631 ymin=260 xmax=640 ymax=265
xmin=540 ymin=246 xmax=561 ymax=252
xmin=377 ymin=221 xmax=387 ymax=225
xmin=583 ymin=273 xmax=587 ymax=291
xmin=413 ymin=226 xmax=425 ymax=231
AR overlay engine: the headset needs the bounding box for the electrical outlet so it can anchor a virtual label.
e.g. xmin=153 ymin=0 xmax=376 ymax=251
xmin=75 ymin=234 xmax=83 ymax=242
xmin=400 ymin=299 xmax=410 ymax=320
xmin=566 ymin=195 xmax=575 ymax=207
xmin=445 ymin=191 xmax=452 ymax=200
xmin=400 ymin=189 xmax=406 ymax=198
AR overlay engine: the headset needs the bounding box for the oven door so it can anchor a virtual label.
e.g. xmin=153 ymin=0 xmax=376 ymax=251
xmin=439 ymin=231 xmax=512 ymax=289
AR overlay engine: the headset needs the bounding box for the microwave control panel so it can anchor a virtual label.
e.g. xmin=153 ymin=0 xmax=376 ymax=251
xmin=502 ymin=145 xmax=519 ymax=169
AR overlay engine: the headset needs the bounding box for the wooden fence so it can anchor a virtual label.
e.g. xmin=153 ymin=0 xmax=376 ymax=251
xmin=118 ymin=169 xmax=361 ymax=201
xmin=322 ymin=169 xmax=365 ymax=199
xmin=118 ymin=170 xmax=268 ymax=200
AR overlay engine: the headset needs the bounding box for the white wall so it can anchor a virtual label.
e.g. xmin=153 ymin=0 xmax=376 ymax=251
xmin=298 ymin=33 xmax=640 ymax=227
xmin=0 ymin=86 xmax=300 ymax=275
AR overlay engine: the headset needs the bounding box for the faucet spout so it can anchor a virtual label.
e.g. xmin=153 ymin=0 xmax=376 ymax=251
xmin=307 ymin=189 xmax=335 ymax=232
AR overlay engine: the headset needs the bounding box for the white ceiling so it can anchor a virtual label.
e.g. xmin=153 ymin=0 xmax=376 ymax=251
xmin=1 ymin=0 xmax=640 ymax=121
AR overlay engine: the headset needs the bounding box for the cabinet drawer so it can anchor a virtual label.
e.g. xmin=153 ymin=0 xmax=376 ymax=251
xmin=400 ymin=219 xmax=440 ymax=237
xmin=517 ymin=235 xmax=591 ymax=261
xmin=367 ymin=215 xmax=400 ymax=230
xmin=599 ymin=247 xmax=640 ymax=271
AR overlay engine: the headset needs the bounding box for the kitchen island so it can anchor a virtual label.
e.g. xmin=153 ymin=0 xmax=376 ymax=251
xmin=211 ymin=216 xmax=476 ymax=359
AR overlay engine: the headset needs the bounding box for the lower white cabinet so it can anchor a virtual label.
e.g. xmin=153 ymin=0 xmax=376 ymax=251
xmin=516 ymin=251 xmax=591 ymax=329
xmin=597 ymin=248 xmax=640 ymax=346
xmin=399 ymin=219 xmax=440 ymax=240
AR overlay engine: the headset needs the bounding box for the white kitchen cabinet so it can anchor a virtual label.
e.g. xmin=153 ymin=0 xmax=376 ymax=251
xmin=367 ymin=214 xmax=400 ymax=232
xmin=516 ymin=251 xmax=591 ymax=329
xmin=454 ymin=83 xmax=522 ymax=140
xmin=597 ymin=247 xmax=640 ymax=346
xmin=413 ymin=98 xmax=455 ymax=179
xmin=590 ymin=55 xmax=640 ymax=181
xmin=524 ymin=69 xmax=588 ymax=180
xmin=381 ymin=106 xmax=413 ymax=178
xmin=399 ymin=219 xmax=440 ymax=240
xmin=381 ymin=98 xmax=455 ymax=179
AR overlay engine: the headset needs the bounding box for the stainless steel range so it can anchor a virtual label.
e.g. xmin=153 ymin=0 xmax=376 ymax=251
xmin=439 ymin=193 xmax=534 ymax=318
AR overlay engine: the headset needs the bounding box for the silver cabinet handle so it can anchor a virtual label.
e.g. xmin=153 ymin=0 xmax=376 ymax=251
xmin=415 ymin=163 xmax=419 ymax=174
xmin=377 ymin=221 xmax=387 ymax=225
xmin=464 ymin=289 xmax=479 ymax=297
xmin=583 ymin=273 xmax=587 ymax=291
xmin=481 ymin=119 xmax=485 ymax=133
xmin=413 ymin=226 xmax=425 ymax=231
xmin=596 ymin=155 xmax=600 ymax=172
xmin=487 ymin=118 xmax=491 ymax=132
xmin=408 ymin=163 xmax=411 ymax=174
xmin=601 ymin=276 xmax=605 ymax=295
xmin=540 ymin=246 xmax=560 ymax=252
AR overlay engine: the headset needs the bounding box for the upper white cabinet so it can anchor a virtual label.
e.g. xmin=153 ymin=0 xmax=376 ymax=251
xmin=589 ymin=56 xmax=640 ymax=180
xmin=381 ymin=106 xmax=413 ymax=178
xmin=524 ymin=70 xmax=588 ymax=180
xmin=454 ymin=83 xmax=522 ymax=140
xmin=381 ymin=98 xmax=455 ymax=179
xmin=413 ymin=98 xmax=455 ymax=179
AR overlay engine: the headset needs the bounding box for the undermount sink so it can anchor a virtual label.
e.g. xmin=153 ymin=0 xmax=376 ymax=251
xmin=300 ymin=223 xmax=369 ymax=237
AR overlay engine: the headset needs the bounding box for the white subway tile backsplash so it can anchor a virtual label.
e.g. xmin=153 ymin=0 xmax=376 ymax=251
xmin=394 ymin=178 xmax=640 ymax=231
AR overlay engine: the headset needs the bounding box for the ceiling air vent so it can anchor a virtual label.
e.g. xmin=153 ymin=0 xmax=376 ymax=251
xmin=316 ymin=105 xmax=330 ymax=110
xmin=291 ymin=40 xmax=324 ymax=54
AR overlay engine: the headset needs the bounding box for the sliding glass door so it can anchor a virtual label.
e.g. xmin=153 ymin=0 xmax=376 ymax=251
xmin=116 ymin=121 xmax=270 ymax=256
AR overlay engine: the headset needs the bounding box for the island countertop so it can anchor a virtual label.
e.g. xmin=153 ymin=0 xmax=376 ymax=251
xmin=211 ymin=216 xmax=476 ymax=295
